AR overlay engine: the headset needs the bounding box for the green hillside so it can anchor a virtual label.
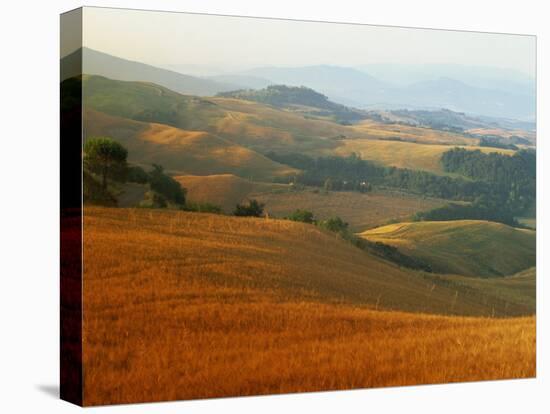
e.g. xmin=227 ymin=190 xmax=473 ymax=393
xmin=82 ymin=75 xmax=352 ymax=153
xmin=217 ymin=84 xmax=366 ymax=122
xmin=359 ymin=220 xmax=535 ymax=277
xmin=443 ymin=267 xmax=535 ymax=313
xmin=82 ymin=75 xmax=226 ymax=130
xmin=66 ymin=48 xmax=238 ymax=95
xmin=82 ymin=75 xmax=497 ymax=160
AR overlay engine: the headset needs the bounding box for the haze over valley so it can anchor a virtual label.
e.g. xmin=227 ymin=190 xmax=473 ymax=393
xmin=63 ymin=8 xmax=537 ymax=405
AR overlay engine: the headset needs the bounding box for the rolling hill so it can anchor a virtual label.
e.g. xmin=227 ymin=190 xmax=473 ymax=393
xmin=375 ymin=108 xmax=490 ymax=130
xmin=82 ymin=74 xmax=227 ymax=130
xmin=366 ymin=109 xmax=535 ymax=142
xmin=81 ymin=207 xmax=534 ymax=404
xmin=241 ymin=65 xmax=534 ymax=120
xmin=249 ymin=189 xmax=447 ymax=232
xmin=84 ymin=75 xmax=523 ymax=162
xmin=85 ymin=208 xmax=535 ymax=317
xmin=84 ymin=109 xmax=296 ymax=180
xmin=359 ymin=220 xmax=536 ymax=277
xmin=81 ymin=75 xmax=350 ymax=153
xmin=217 ymin=84 xmax=366 ymax=122
xmin=332 ymin=139 xmax=515 ymax=174
xmin=208 ymin=97 xmax=351 ymax=152
xmin=240 ymin=65 xmax=392 ymax=109
xmin=80 ymin=75 xmax=524 ymax=181
xmin=63 ymin=48 xmax=239 ymax=95
xmin=348 ymin=119 xmax=477 ymax=145
xmin=66 ymin=48 xmax=536 ymax=119
xmin=171 ymin=176 xmax=448 ymax=230
xmin=174 ymin=174 xmax=285 ymax=213
xmin=443 ymin=267 xmax=536 ymax=312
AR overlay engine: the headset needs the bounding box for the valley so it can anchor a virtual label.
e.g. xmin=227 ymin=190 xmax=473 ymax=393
xmin=82 ymin=207 xmax=535 ymax=405
xmin=71 ymin=51 xmax=536 ymax=405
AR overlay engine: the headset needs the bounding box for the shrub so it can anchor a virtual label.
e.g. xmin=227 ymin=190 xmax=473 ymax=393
xmin=413 ymin=202 xmax=518 ymax=227
xmin=234 ymin=200 xmax=265 ymax=217
xmin=286 ymin=209 xmax=316 ymax=224
xmin=148 ymin=164 xmax=186 ymax=205
xmin=127 ymin=165 xmax=149 ymax=184
xmin=354 ymin=239 xmax=433 ymax=272
xmin=318 ymin=217 xmax=348 ymax=233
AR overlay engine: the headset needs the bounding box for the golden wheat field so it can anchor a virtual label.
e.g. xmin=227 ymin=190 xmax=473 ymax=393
xmin=348 ymin=120 xmax=477 ymax=145
xmin=174 ymin=174 xmax=286 ymax=213
xmin=82 ymin=207 xmax=535 ymax=406
xmin=332 ymin=139 xmax=515 ymax=174
xmin=173 ymin=174 xmax=447 ymax=229
xmin=250 ymin=188 xmax=448 ymax=231
xmin=84 ymin=109 xmax=297 ymax=179
xmin=466 ymin=127 xmax=536 ymax=142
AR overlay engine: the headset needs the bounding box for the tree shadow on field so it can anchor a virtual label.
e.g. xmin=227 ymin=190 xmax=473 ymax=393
xmin=36 ymin=384 xmax=59 ymax=399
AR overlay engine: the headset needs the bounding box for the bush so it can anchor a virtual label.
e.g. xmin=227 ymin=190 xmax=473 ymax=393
xmin=318 ymin=217 xmax=348 ymax=233
xmin=148 ymin=164 xmax=186 ymax=205
xmin=127 ymin=165 xmax=149 ymax=184
xmin=234 ymin=200 xmax=265 ymax=217
xmin=413 ymin=202 xmax=518 ymax=227
xmin=286 ymin=209 xmax=316 ymax=224
xmin=355 ymin=239 xmax=433 ymax=272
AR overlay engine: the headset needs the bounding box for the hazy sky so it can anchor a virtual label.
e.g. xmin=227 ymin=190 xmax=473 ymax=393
xmin=79 ymin=6 xmax=535 ymax=77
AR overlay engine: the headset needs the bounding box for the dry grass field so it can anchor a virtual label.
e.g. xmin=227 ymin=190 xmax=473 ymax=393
xmin=85 ymin=76 xmax=495 ymax=159
xmin=332 ymin=139 xmax=515 ymax=174
xmin=84 ymin=109 xmax=297 ymax=180
xmin=251 ymin=189 xmax=447 ymax=231
xmin=348 ymin=120 xmax=477 ymax=145
xmin=173 ymin=175 xmax=447 ymax=229
xmin=82 ymin=207 xmax=535 ymax=405
xmin=466 ymin=127 xmax=536 ymax=143
xmin=174 ymin=174 xmax=286 ymax=213
xmin=208 ymin=97 xmax=350 ymax=152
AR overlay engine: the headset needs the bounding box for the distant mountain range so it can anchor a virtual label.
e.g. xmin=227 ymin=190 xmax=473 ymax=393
xmin=62 ymin=48 xmax=240 ymax=96
xmin=359 ymin=63 xmax=535 ymax=96
xmin=239 ymin=65 xmax=388 ymax=108
xmin=62 ymin=48 xmax=535 ymax=122
xmin=239 ymin=66 xmax=535 ymax=121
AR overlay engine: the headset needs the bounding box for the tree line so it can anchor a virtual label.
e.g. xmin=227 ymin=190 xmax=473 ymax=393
xmin=441 ymin=148 xmax=535 ymax=215
xmin=267 ymin=148 xmax=536 ymax=226
xmin=267 ymin=151 xmax=489 ymax=201
xmin=84 ymin=137 xmax=186 ymax=208
xmin=84 ymin=137 xmax=272 ymax=217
